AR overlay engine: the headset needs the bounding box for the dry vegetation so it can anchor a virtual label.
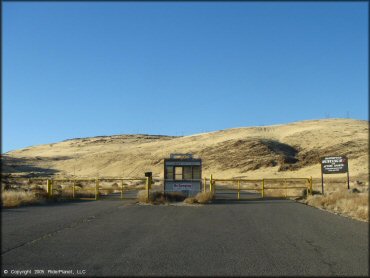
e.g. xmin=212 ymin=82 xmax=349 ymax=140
xmin=1 ymin=190 xmax=44 ymax=208
xmin=303 ymin=188 xmax=369 ymax=222
xmin=193 ymin=191 xmax=214 ymax=204
xmin=137 ymin=190 xmax=187 ymax=204
xmin=183 ymin=192 xmax=215 ymax=204
xmin=137 ymin=190 xmax=214 ymax=205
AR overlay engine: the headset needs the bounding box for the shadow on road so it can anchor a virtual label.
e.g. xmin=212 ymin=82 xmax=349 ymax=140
xmin=212 ymin=197 xmax=296 ymax=205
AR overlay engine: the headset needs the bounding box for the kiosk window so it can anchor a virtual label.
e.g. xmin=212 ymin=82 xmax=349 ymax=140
xmin=166 ymin=166 xmax=173 ymax=180
xmin=183 ymin=166 xmax=192 ymax=180
xmin=175 ymin=167 xmax=183 ymax=180
xmin=192 ymin=166 xmax=201 ymax=179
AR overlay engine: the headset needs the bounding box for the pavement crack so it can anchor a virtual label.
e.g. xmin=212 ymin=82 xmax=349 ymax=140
xmin=304 ymin=239 xmax=337 ymax=275
xmin=2 ymin=219 xmax=93 ymax=255
xmin=2 ymin=206 xmax=118 ymax=256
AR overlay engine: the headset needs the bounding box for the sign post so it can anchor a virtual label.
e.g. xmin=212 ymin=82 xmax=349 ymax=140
xmin=320 ymin=156 xmax=349 ymax=195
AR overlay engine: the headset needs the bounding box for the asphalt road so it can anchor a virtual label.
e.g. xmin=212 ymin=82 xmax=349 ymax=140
xmin=1 ymin=199 xmax=368 ymax=276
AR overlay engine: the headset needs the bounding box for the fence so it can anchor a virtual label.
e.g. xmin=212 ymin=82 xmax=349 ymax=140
xmin=2 ymin=177 xmax=149 ymax=200
xmin=204 ymin=175 xmax=313 ymax=199
xmin=3 ymin=175 xmax=313 ymax=201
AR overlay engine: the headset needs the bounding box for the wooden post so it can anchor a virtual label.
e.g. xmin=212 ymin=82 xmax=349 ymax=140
xmin=347 ymin=168 xmax=350 ymax=190
xmin=310 ymin=176 xmax=313 ymax=195
xmin=321 ymin=172 xmax=324 ymax=195
xmin=210 ymin=174 xmax=213 ymax=192
xmin=72 ymin=180 xmax=75 ymax=199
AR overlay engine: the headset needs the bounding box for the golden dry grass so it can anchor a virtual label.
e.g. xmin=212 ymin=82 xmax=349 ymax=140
xmin=184 ymin=197 xmax=197 ymax=204
xmin=3 ymin=119 xmax=368 ymax=179
xmin=55 ymin=189 xmax=96 ymax=199
xmin=2 ymin=190 xmax=43 ymax=208
xmin=305 ymin=188 xmax=369 ymax=221
xmin=137 ymin=190 xmax=149 ymax=203
xmin=194 ymin=191 xmax=214 ymax=204
xmin=264 ymin=188 xmax=305 ymax=197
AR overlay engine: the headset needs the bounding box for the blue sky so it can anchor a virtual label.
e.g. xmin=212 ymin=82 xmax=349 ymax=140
xmin=3 ymin=2 xmax=368 ymax=153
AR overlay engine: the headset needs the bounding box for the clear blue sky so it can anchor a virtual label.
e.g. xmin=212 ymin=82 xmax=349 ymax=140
xmin=3 ymin=2 xmax=368 ymax=153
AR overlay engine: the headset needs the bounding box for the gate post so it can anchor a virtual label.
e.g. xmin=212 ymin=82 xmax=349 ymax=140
xmin=72 ymin=180 xmax=75 ymax=199
xmin=46 ymin=179 xmax=52 ymax=198
xmin=284 ymin=179 xmax=287 ymax=198
xmin=121 ymin=180 xmax=124 ymax=200
xmin=146 ymin=177 xmax=150 ymax=202
xmin=237 ymin=180 xmax=240 ymax=200
xmin=261 ymin=179 xmax=265 ymax=198
xmin=95 ymin=178 xmax=99 ymax=200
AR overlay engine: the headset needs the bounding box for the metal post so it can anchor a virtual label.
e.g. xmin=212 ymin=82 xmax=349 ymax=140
xmin=237 ymin=180 xmax=240 ymax=200
xmin=72 ymin=180 xmax=75 ymax=199
xmin=46 ymin=179 xmax=49 ymax=197
xmin=50 ymin=180 xmax=53 ymax=197
xmin=305 ymin=179 xmax=309 ymax=197
xmin=121 ymin=180 xmax=124 ymax=200
xmin=95 ymin=178 xmax=99 ymax=200
xmin=284 ymin=179 xmax=287 ymax=198
xmin=146 ymin=177 xmax=150 ymax=202
xmin=46 ymin=179 xmax=51 ymax=198
xmin=261 ymin=179 xmax=264 ymax=198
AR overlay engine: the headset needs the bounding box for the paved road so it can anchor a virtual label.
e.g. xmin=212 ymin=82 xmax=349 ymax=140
xmin=1 ymin=199 xmax=368 ymax=276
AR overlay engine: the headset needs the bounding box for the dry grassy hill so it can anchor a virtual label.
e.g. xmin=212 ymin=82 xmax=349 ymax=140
xmin=2 ymin=119 xmax=369 ymax=182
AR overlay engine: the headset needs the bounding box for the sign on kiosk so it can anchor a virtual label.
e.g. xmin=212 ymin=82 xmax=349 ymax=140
xmin=320 ymin=156 xmax=350 ymax=194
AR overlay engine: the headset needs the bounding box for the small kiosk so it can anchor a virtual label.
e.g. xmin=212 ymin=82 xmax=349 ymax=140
xmin=164 ymin=153 xmax=202 ymax=196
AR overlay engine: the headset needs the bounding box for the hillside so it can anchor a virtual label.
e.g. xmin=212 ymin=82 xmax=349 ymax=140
xmin=2 ymin=119 xmax=368 ymax=181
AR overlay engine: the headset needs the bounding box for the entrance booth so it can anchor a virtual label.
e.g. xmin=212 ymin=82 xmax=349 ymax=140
xmin=164 ymin=154 xmax=202 ymax=196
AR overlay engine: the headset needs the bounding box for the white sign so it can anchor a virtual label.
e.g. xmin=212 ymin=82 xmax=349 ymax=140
xmin=173 ymin=183 xmax=193 ymax=190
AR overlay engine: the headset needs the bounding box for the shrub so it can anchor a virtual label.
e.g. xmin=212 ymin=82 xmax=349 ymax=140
xmin=137 ymin=191 xmax=186 ymax=204
xmin=2 ymin=190 xmax=42 ymax=208
xmin=184 ymin=197 xmax=197 ymax=204
xmin=195 ymin=191 xmax=214 ymax=204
